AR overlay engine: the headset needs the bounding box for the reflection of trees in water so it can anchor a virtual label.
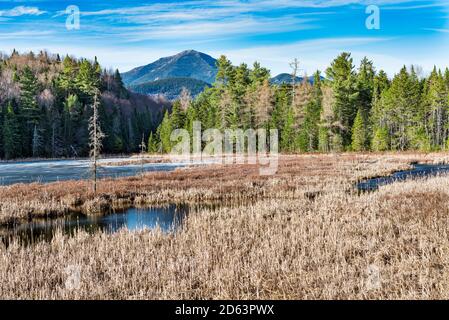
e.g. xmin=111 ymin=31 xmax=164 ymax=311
xmin=1 ymin=205 xmax=188 ymax=246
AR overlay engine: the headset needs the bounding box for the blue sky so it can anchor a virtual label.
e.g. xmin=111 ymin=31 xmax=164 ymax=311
xmin=1 ymin=0 xmax=449 ymax=76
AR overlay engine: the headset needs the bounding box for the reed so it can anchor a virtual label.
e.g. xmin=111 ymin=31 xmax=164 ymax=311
xmin=0 ymin=153 xmax=423 ymax=225
xmin=1 ymin=152 xmax=449 ymax=299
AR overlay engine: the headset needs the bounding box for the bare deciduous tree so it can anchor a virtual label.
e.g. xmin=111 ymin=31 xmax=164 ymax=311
xmin=289 ymin=58 xmax=300 ymax=107
xmin=89 ymin=90 xmax=105 ymax=194
xmin=179 ymin=87 xmax=192 ymax=111
xmin=139 ymin=133 xmax=147 ymax=177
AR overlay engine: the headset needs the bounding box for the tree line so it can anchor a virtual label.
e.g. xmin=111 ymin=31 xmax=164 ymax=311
xmin=151 ymin=53 xmax=449 ymax=153
xmin=0 ymin=50 xmax=166 ymax=160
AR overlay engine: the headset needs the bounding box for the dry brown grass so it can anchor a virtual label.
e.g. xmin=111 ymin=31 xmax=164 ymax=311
xmin=0 ymin=153 xmax=419 ymax=224
xmin=1 ymin=152 xmax=449 ymax=299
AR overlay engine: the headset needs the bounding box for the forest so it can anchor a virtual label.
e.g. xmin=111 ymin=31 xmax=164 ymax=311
xmin=2 ymin=50 xmax=449 ymax=159
xmin=0 ymin=50 xmax=167 ymax=159
xmin=153 ymin=53 xmax=449 ymax=154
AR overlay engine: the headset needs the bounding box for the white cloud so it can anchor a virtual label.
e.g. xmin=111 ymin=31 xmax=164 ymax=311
xmin=117 ymin=16 xmax=316 ymax=41
xmin=0 ymin=30 xmax=53 ymax=40
xmin=0 ymin=6 xmax=46 ymax=17
xmin=51 ymin=0 xmax=428 ymax=22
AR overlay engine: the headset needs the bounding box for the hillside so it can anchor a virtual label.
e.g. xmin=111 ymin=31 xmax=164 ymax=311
xmin=0 ymin=51 xmax=169 ymax=159
xmin=129 ymin=77 xmax=211 ymax=101
xmin=270 ymin=73 xmax=324 ymax=85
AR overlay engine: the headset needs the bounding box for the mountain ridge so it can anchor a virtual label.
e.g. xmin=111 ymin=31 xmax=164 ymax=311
xmin=122 ymin=50 xmax=218 ymax=86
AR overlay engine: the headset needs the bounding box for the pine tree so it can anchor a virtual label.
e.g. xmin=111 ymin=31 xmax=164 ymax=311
xmin=372 ymin=125 xmax=390 ymax=151
xmin=3 ymin=103 xmax=21 ymax=159
xmin=170 ymin=100 xmax=184 ymax=129
xmin=58 ymin=56 xmax=77 ymax=95
xmin=159 ymin=110 xmax=173 ymax=153
xmin=380 ymin=66 xmax=421 ymax=151
xmin=76 ymin=59 xmax=99 ymax=99
xmin=250 ymin=62 xmax=270 ymax=86
xmin=147 ymin=131 xmax=159 ymax=154
xmin=281 ymin=107 xmax=295 ymax=152
xmin=215 ymin=55 xmax=234 ymax=86
xmin=351 ymin=108 xmax=369 ymax=151
xmin=19 ymin=66 xmax=40 ymax=156
xmin=325 ymin=53 xmax=358 ymax=149
xmin=297 ymin=71 xmax=323 ymax=152
xmin=422 ymin=67 xmax=447 ymax=149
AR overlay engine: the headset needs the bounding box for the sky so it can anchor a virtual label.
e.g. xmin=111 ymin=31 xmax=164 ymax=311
xmin=1 ymin=0 xmax=449 ymax=77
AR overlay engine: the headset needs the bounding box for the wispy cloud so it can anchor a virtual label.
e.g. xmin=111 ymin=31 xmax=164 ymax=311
xmin=423 ymin=28 xmax=449 ymax=33
xmin=0 ymin=6 xmax=46 ymax=17
xmin=0 ymin=30 xmax=53 ymax=40
xmin=115 ymin=16 xmax=317 ymax=41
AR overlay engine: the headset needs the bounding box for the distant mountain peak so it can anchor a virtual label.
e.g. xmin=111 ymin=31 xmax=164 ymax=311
xmin=122 ymin=50 xmax=218 ymax=86
xmin=270 ymin=73 xmax=324 ymax=85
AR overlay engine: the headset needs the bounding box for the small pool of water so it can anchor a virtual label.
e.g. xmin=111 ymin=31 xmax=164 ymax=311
xmin=357 ymin=164 xmax=449 ymax=192
xmin=0 ymin=205 xmax=188 ymax=246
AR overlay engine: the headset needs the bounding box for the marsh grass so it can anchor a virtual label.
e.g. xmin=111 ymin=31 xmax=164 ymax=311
xmin=1 ymin=152 xmax=449 ymax=299
xmin=0 ymin=153 xmax=419 ymax=225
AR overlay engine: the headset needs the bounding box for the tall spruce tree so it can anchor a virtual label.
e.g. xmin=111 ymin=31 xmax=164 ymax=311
xmin=3 ymin=103 xmax=21 ymax=159
xmin=325 ymin=53 xmax=358 ymax=150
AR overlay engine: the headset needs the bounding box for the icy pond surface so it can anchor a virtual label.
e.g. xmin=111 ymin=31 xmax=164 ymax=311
xmin=0 ymin=158 xmax=189 ymax=186
xmin=0 ymin=205 xmax=188 ymax=246
xmin=357 ymin=164 xmax=449 ymax=192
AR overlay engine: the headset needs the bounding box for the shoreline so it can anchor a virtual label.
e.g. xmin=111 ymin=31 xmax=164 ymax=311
xmin=0 ymin=152 xmax=445 ymax=226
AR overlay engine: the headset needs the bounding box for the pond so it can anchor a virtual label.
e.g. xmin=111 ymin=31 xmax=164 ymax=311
xmin=357 ymin=164 xmax=449 ymax=192
xmin=0 ymin=205 xmax=189 ymax=246
xmin=0 ymin=158 xmax=190 ymax=186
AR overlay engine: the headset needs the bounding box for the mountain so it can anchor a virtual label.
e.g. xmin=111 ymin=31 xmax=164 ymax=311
xmin=270 ymin=73 xmax=324 ymax=85
xmin=128 ymin=77 xmax=211 ymax=101
xmin=122 ymin=50 xmax=218 ymax=86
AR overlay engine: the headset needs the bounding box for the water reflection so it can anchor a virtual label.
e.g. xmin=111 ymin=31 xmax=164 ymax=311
xmin=0 ymin=205 xmax=188 ymax=246
xmin=357 ymin=164 xmax=449 ymax=192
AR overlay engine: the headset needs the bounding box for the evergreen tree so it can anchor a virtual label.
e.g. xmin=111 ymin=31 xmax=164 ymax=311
xmin=215 ymin=55 xmax=234 ymax=86
xmin=58 ymin=56 xmax=77 ymax=95
xmin=422 ymin=67 xmax=447 ymax=149
xmin=147 ymin=131 xmax=159 ymax=154
xmin=3 ymin=103 xmax=21 ymax=159
xmin=19 ymin=66 xmax=40 ymax=156
xmin=281 ymin=107 xmax=295 ymax=152
xmin=372 ymin=125 xmax=390 ymax=151
xmin=380 ymin=66 xmax=421 ymax=150
xmin=325 ymin=53 xmax=358 ymax=149
xmin=297 ymin=71 xmax=323 ymax=152
xmin=351 ymin=108 xmax=369 ymax=151
xmin=159 ymin=110 xmax=173 ymax=153
xmin=170 ymin=100 xmax=185 ymax=129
